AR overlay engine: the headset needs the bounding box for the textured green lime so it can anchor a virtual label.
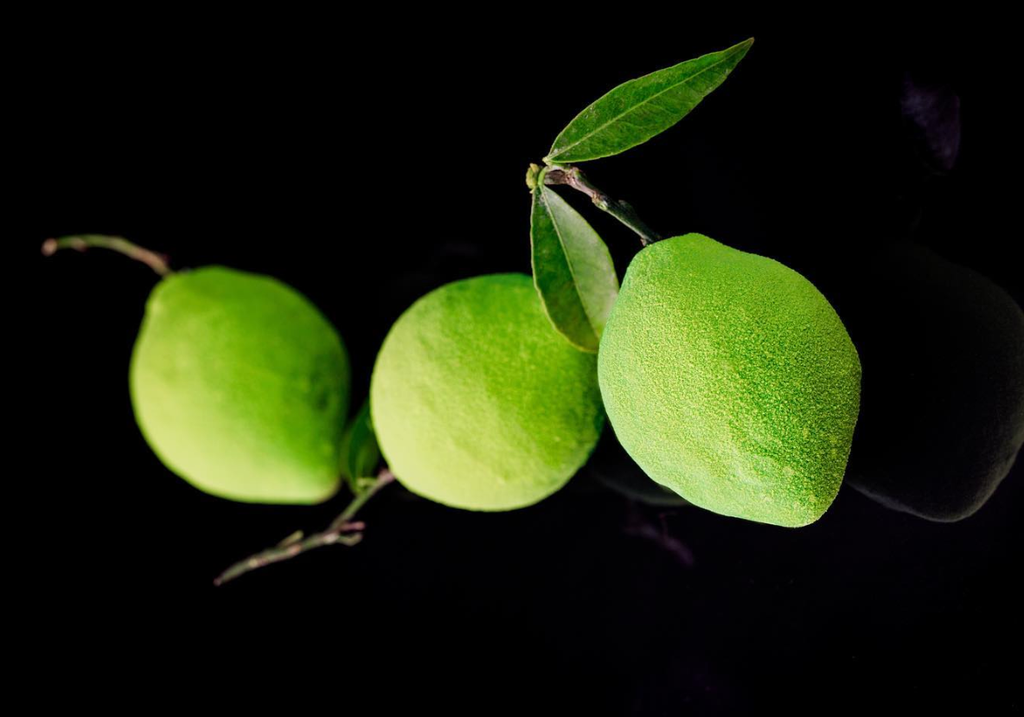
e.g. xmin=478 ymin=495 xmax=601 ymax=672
xmin=130 ymin=266 xmax=350 ymax=504
xmin=370 ymin=273 xmax=604 ymax=511
xmin=598 ymin=234 xmax=861 ymax=527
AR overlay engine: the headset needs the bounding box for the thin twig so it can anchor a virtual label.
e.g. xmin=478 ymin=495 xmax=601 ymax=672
xmin=213 ymin=468 xmax=396 ymax=586
xmin=543 ymin=166 xmax=662 ymax=246
xmin=42 ymin=235 xmax=173 ymax=276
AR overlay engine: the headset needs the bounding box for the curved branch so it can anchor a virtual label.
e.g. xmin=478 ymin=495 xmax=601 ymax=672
xmin=42 ymin=235 xmax=173 ymax=276
xmin=542 ymin=166 xmax=662 ymax=246
xmin=214 ymin=468 xmax=396 ymax=586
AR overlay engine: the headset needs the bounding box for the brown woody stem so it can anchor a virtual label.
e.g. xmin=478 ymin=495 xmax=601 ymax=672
xmin=542 ymin=165 xmax=662 ymax=246
xmin=213 ymin=468 xmax=396 ymax=586
xmin=41 ymin=235 xmax=173 ymax=276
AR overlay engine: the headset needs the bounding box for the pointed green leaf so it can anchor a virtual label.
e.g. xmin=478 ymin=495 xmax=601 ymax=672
xmin=546 ymin=38 xmax=753 ymax=164
xmin=339 ymin=401 xmax=381 ymax=484
xmin=530 ymin=184 xmax=619 ymax=352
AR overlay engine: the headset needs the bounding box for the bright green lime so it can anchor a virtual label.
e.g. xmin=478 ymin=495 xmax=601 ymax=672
xmin=370 ymin=273 xmax=604 ymax=511
xmin=130 ymin=266 xmax=350 ymax=504
xmin=598 ymin=234 xmax=861 ymax=527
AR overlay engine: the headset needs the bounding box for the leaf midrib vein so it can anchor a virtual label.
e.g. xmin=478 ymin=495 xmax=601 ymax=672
xmin=544 ymin=190 xmax=598 ymax=341
xmin=550 ymin=47 xmax=743 ymax=160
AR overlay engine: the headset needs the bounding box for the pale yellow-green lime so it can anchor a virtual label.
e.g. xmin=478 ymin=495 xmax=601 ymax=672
xmin=598 ymin=234 xmax=861 ymax=527
xmin=370 ymin=273 xmax=604 ymax=511
xmin=130 ymin=266 xmax=350 ymax=504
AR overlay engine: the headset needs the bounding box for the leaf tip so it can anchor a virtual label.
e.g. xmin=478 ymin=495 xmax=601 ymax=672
xmin=733 ymin=37 xmax=755 ymax=55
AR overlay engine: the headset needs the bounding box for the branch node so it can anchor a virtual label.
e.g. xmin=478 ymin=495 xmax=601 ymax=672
xmin=539 ymin=165 xmax=662 ymax=246
xmin=213 ymin=468 xmax=395 ymax=586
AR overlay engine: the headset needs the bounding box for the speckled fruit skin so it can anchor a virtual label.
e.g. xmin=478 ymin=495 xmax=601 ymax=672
xmin=370 ymin=273 xmax=604 ymax=511
xmin=598 ymin=234 xmax=861 ymax=527
xmin=130 ymin=266 xmax=350 ymax=504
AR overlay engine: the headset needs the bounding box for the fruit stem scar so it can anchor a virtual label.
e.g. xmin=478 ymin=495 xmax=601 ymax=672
xmin=541 ymin=165 xmax=663 ymax=246
xmin=41 ymin=235 xmax=174 ymax=277
xmin=212 ymin=468 xmax=396 ymax=586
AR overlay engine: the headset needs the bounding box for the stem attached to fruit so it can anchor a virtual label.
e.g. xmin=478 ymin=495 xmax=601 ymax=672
xmin=213 ymin=468 xmax=396 ymax=586
xmin=543 ymin=166 xmax=662 ymax=246
xmin=41 ymin=235 xmax=173 ymax=276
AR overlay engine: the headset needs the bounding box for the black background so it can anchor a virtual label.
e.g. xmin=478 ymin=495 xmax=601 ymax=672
xmin=19 ymin=17 xmax=1020 ymax=713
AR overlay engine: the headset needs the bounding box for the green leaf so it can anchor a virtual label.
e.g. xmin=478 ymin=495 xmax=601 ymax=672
xmin=339 ymin=401 xmax=381 ymax=484
xmin=546 ymin=38 xmax=754 ymax=164
xmin=530 ymin=183 xmax=619 ymax=352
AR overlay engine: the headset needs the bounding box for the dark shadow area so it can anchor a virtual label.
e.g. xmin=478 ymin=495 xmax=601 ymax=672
xmin=835 ymin=242 xmax=1024 ymax=521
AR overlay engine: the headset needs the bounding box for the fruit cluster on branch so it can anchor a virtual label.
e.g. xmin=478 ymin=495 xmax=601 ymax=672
xmin=43 ymin=37 xmax=1023 ymax=585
